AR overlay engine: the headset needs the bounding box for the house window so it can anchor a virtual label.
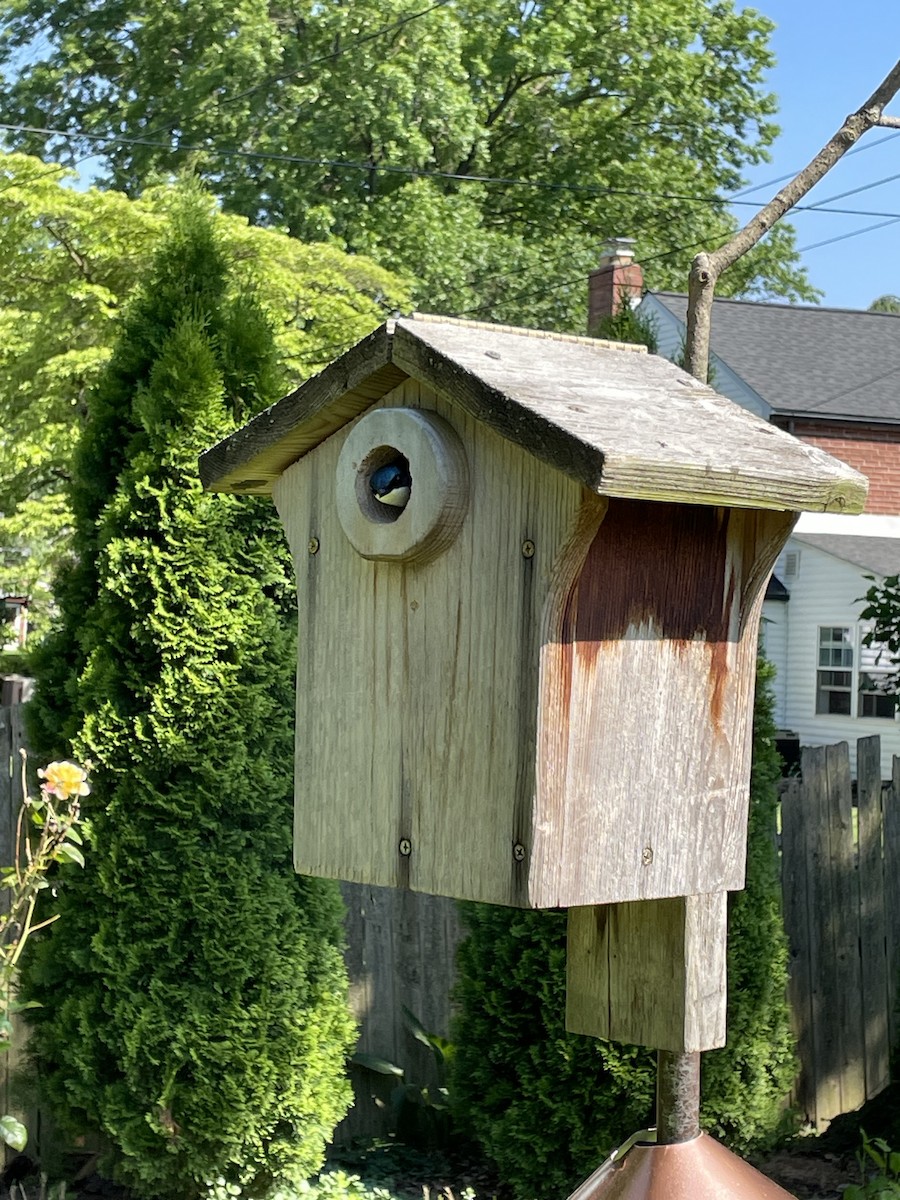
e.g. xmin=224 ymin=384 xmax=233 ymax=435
xmin=858 ymin=633 xmax=897 ymax=719
xmin=814 ymin=624 xmax=898 ymax=719
xmin=816 ymin=626 xmax=853 ymax=715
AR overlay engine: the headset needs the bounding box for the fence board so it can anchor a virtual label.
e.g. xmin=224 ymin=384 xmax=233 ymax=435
xmin=780 ymin=777 xmax=814 ymax=1121
xmin=857 ymin=737 xmax=890 ymax=1099
xmin=336 ymin=882 xmax=461 ymax=1142
xmin=799 ymin=744 xmax=839 ymax=1125
xmin=0 ymin=706 xmax=12 ymax=1128
xmin=887 ymin=759 xmax=900 ymax=1055
xmin=825 ymin=743 xmax=865 ymax=1117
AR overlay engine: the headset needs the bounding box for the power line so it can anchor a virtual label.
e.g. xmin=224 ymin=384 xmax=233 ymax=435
xmin=140 ymin=0 xmax=456 ymax=143
xmin=5 ymin=120 xmax=900 ymax=222
xmin=797 ymin=215 xmax=900 ymax=254
xmin=731 ymin=130 xmax=900 ymax=199
xmin=803 ymin=168 xmax=900 ymax=211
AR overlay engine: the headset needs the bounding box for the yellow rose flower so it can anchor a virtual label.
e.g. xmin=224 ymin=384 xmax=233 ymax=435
xmin=37 ymin=761 xmax=91 ymax=801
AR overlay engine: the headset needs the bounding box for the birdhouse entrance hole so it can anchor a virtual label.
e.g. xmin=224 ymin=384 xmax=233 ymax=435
xmin=335 ymin=406 xmax=469 ymax=564
xmin=357 ymin=446 xmax=411 ymax=524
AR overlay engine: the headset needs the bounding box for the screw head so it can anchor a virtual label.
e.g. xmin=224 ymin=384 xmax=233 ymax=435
xmin=308 ymin=537 xmax=320 ymax=555
xmin=399 ymin=838 xmax=412 ymax=857
xmin=513 ymin=842 xmax=526 ymax=863
xmin=641 ymin=845 xmax=654 ymax=866
xmin=522 ymin=539 xmax=535 ymax=559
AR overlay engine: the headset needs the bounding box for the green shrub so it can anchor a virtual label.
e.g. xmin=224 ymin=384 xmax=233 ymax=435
xmin=22 ymin=193 xmax=356 ymax=1199
xmin=451 ymin=659 xmax=795 ymax=1198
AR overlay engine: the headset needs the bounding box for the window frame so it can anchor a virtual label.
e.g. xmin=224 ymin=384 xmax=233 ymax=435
xmin=814 ymin=623 xmax=898 ymax=721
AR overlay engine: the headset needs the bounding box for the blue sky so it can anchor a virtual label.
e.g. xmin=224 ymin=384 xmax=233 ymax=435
xmin=737 ymin=0 xmax=900 ymax=310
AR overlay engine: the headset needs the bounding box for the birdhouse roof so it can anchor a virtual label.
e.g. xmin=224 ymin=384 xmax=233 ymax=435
xmin=199 ymin=314 xmax=867 ymax=513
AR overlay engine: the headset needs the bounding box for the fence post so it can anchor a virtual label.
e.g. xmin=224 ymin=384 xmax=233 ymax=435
xmin=857 ymin=736 xmax=889 ymax=1098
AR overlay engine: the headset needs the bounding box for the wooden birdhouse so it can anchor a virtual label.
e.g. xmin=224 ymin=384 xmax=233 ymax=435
xmin=200 ymin=316 xmax=866 ymax=918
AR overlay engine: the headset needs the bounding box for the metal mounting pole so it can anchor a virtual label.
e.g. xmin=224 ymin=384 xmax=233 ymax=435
xmin=656 ymin=1050 xmax=701 ymax=1144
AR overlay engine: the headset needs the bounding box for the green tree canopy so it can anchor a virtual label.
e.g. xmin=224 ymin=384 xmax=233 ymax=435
xmin=0 ymin=0 xmax=817 ymax=325
xmin=869 ymin=294 xmax=900 ymax=313
xmin=23 ymin=193 xmax=358 ymax=1199
xmin=0 ymin=152 xmax=407 ymax=636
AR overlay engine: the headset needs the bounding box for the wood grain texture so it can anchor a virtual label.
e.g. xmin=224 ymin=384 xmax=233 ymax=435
xmin=565 ymin=892 xmax=727 ymax=1052
xmin=274 ymin=378 xmax=584 ymax=907
xmin=825 ymin=743 xmax=866 ymax=1118
xmin=800 ymin=744 xmax=865 ymax=1124
xmin=887 ymin=759 xmax=900 ymax=1054
xmin=202 ymin=316 xmax=867 ymax=516
xmin=857 ymin=736 xmax=890 ymax=1100
xmin=531 ymin=504 xmax=795 ymax=906
xmin=336 ymin=883 xmax=461 ymax=1141
xmin=780 ymin=776 xmax=816 ymax=1124
xmin=199 ymin=324 xmax=406 ymax=493
xmin=334 ymin=407 xmax=468 ymax=563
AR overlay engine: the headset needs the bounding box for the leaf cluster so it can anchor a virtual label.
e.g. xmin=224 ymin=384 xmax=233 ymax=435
xmin=449 ymin=659 xmax=796 ymax=1198
xmin=0 ymin=152 xmax=408 ymax=636
xmin=21 ymin=194 xmax=357 ymax=1199
xmin=0 ymin=0 xmax=818 ymax=331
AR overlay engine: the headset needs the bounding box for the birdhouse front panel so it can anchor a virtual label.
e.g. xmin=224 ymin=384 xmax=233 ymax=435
xmin=532 ymin=498 xmax=794 ymax=907
xmin=273 ymin=377 xmax=585 ymax=908
xmin=201 ymin=316 xmax=868 ymax=911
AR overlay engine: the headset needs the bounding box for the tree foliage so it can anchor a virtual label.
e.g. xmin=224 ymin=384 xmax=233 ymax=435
xmin=0 ymin=152 xmax=407 ymax=633
xmin=860 ymin=575 xmax=900 ymax=691
xmin=22 ymin=195 xmax=357 ymax=1200
xmin=869 ymin=295 xmax=900 ymax=313
xmin=451 ymin=660 xmax=796 ymax=1199
xmin=0 ymin=0 xmax=817 ymax=326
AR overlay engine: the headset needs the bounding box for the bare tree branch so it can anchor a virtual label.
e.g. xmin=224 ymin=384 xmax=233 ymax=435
xmin=684 ymin=58 xmax=900 ymax=383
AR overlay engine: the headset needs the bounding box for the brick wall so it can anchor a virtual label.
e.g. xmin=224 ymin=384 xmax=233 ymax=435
xmin=772 ymin=418 xmax=900 ymax=515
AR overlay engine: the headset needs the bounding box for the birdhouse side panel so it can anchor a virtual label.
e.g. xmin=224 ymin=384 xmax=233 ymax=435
xmin=273 ymin=378 xmax=586 ymax=906
xmin=532 ymin=501 xmax=793 ymax=907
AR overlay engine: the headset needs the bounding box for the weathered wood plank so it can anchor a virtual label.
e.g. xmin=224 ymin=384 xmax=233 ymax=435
xmin=199 ymin=324 xmax=406 ymax=493
xmin=336 ymin=883 xmax=461 ymax=1142
xmin=857 ymin=736 xmax=890 ymax=1100
xmin=801 ymin=745 xmax=835 ymax=1127
xmin=202 ymin=317 xmax=867 ymax=516
xmin=532 ymin=505 xmax=793 ymax=907
xmin=566 ymin=892 xmax=727 ymax=1052
xmin=780 ymin=777 xmax=815 ymax=1124
xmin=825 ymin=743 xmax=865 ymax=1117
xmin=0 ymin=707 xmax=12 ymax=1128
xmin=886 ymin=759 xmax=900 ymax=1053
xmin=274 ymin=378 xmax=585 ymax=907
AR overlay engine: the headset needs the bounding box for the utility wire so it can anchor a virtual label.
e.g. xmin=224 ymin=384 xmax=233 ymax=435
xmin=140 ymin=0 xmax=456 ymax=143
xmin=731 ymin=130 xmax=900 ymax=199
xmin=4 ymin=121 xmax=900 ymax=222
xmin=798 ymin=215 xmax=900 ymax=254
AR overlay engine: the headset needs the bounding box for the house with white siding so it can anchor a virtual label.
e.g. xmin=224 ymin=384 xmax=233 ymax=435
xmin=589 ymin=241 xmax=900 ymax=774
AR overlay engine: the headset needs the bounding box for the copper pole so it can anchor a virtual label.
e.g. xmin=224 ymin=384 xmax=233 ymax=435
xmin=656 ymin=1050 xmax=701 ymax=1144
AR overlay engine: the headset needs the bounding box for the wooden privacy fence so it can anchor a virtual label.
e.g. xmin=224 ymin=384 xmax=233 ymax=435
xmin=781 ymin=735 xmax=900 ymax=1130
xmin=0 ymin=704 xmax=28 ymax=1133
xmin=3 ymin=700 xmax=898 ymax=1140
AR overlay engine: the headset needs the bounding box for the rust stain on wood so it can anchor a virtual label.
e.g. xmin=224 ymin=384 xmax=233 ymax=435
xmin=562 ymin=499 xmax=731 ymax=650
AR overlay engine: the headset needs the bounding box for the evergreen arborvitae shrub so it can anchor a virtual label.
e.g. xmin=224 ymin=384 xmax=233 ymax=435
xmin=23 ymin=196 xmax=356 ymax=1200
xmin=451 ymin=660 xmax=795 ymax=1199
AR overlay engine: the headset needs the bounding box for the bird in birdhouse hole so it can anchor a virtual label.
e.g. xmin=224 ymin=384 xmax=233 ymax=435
xmin=369 ymin=459 xmax=412 ymax=509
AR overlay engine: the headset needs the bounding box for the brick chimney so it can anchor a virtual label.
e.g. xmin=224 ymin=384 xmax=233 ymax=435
xmin=588 ymin=237 xmax=643 ymax=334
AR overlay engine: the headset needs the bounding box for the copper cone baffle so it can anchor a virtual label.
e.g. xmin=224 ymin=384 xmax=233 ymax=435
xmin=564 ymin=1132 xmax=797 ymax=1200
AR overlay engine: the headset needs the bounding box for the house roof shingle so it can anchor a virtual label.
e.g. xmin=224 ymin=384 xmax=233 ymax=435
xmin=793 ymin=533 xmax=900 ymax=577
xmin=652 ymin=293 xmax=900 ymax=424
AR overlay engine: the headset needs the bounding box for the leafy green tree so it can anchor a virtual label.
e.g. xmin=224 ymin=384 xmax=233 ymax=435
xmin=22 ymin=194 xmax=357 ymax=1200
xmin=869 ymin=295 xmax=900 ymax=313
xmin=451 ymin=660 xmax=795 ymax=1198
xmin=0 ymin=151 xmax=407 ymax=636
xmin=0 ymin=0 xmax=817 ymax=326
